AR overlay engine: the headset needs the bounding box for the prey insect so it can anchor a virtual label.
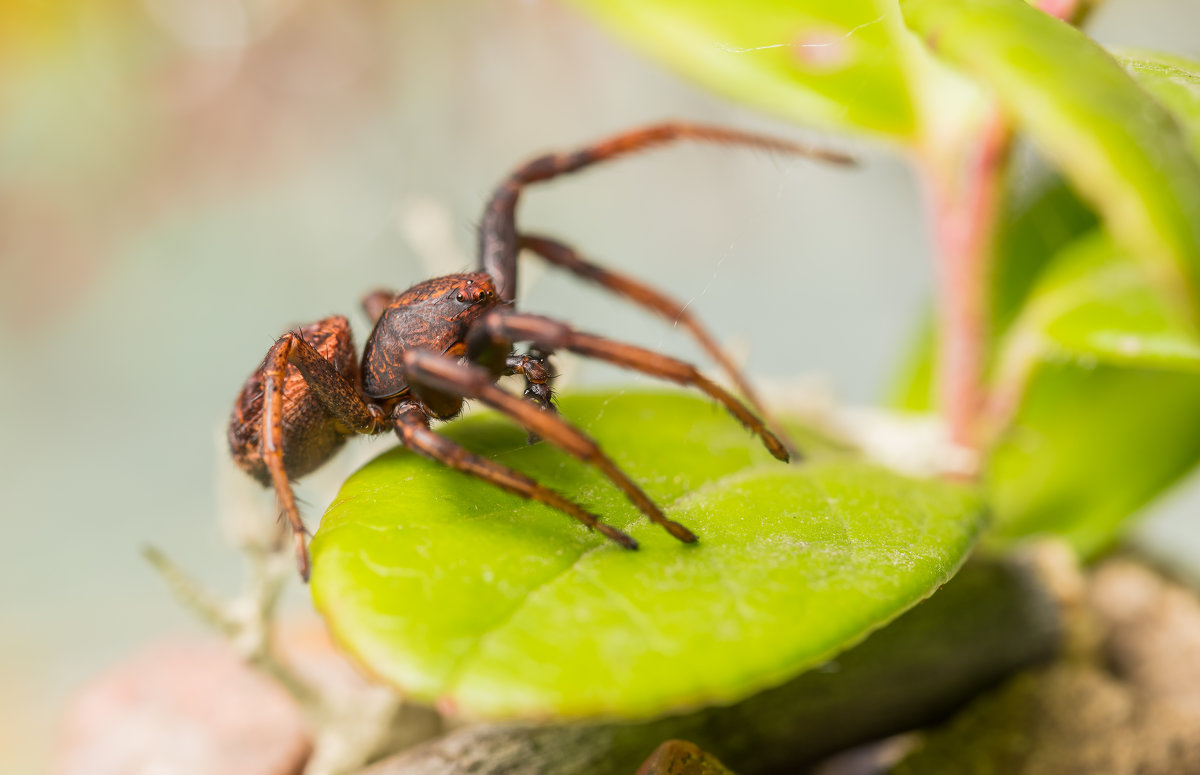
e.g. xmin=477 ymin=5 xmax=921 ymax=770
xmin=228 ymin=122 xmax=852 ymax=579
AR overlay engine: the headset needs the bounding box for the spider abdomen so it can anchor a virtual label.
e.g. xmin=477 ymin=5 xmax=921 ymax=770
xmin=228 ymin=316 xmax=358 ymax=485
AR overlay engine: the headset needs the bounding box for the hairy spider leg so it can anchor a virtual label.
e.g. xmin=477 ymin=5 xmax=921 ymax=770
xmin=479 ymin=121 xmax=854 ymax=303
xmin=260 ymin=331 xmax=385 ymax=580
xmin=391 ymin=401 xmax=637 ymax=548
xmin=518 ymin=233 xmax=798 ymax=457
xmin=401 ymin=350 xmax=698 ymax=544
xmin=470 ymin=310 xmax=791 ymax=463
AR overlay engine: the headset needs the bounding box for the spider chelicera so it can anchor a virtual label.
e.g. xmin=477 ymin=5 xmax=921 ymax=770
xmin=228 ymin=122 xmax=852 ymax=580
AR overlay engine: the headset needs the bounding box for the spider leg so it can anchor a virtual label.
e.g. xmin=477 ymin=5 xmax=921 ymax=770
xmin=518 ymin=232 xmax=797 ymax=456
xmin=392 ymin=401 xmax=637 ymax=548
xmin=402 ymin=351 xmax=697 ymax=544
xmin=468 ymin=310 xmax=791 ymax=462
xmin=260 ymin=331 xmax=385 ymax=580
xmin=479 ymin=121 xmax=853 ymax=302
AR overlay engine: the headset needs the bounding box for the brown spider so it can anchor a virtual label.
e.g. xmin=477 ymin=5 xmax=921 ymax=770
xmin=228 ymin=122 xmax=852 ymax=580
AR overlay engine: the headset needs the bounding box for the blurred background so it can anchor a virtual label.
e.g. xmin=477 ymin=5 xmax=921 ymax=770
xmin=1 ymin=0 xmax=1198 ymax=770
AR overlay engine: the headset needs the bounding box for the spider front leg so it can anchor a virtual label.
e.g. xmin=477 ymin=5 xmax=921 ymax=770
xmin=391 ymin=401 xmax=636 ymax=548
xmin=234 ymin=319 xmax=385 ymax=580
xmin=401 ymin=350 xmax=697 ymax=544
xmin=478 ymin=122 xmax=853 ymax=302
xmin=468 ymin=310 xmax=791 ymax=462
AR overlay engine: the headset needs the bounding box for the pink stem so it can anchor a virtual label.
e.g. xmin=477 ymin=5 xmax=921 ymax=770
xmin=922 ymin=0 xmax=1084 ymax=455
xmin=928 ymin=110 xmax=1010 ymax=451
xmin=1038 ymin=0 xmax=1085 ymax=22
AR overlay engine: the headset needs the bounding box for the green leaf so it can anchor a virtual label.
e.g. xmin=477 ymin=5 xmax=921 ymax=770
xmin=889 ymin=311 xmax=938 ymax=412
xmin=568 ymin=0 xmax=919 ymax=140
xmin=1002 ymin=233 xmax=1200 ymax=373
xmin=1120 ymin=48 xmax=1200 ymax=159
xmin=986 ymin=233 xmax=1200 ymax=556
xmin=990 ymin=177 xmax=1100 ymax=338
xmin=988 ymin=363 xmax=1200 ymax=557
xmin=311 ymin=391 xmax=983 ymax=720
xmin=903 ymin=0 xmax=1200 ymax=323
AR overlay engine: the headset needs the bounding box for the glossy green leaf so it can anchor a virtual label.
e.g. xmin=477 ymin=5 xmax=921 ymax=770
xmin=1120 ymin=48 xmax=1200 ymax=159
xmin=569 ymin=0 xmax=918 ymax=140
xmin=903 ymin=0 xmax=1200 ymax=322
xmin=311 ymin=392 xmax=983 ymax=720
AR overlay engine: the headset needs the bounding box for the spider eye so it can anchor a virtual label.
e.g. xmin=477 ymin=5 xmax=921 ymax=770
xmin=456 ymin=293 xmax=465 ymax=302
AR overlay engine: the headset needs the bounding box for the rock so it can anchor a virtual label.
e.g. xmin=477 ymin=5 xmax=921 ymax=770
xmin=52 ymin=639 xmax=311 ymax=775
xmin=892 ymin=557 xmax=1200 ymax=775
xmin=635 ymin=740 xmax=737 ymax=775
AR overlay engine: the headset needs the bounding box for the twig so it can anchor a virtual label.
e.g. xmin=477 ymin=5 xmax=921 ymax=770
xmin=144 ymin=541 xmax=432 ymax=774
xmin=143 ymin=545 xmax=238 ymax=636
xmin=143 ymin=544 xmax=323 ymax=710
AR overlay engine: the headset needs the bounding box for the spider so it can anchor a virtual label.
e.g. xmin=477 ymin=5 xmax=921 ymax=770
xmin=228 ymin=122 xmax=852 ymax=580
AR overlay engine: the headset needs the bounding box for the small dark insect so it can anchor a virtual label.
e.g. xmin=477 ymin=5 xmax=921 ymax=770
xmin=228 ymin=122 xmax=853 ymax=580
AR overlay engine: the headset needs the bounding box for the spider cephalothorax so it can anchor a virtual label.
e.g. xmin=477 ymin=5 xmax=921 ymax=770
xmin=361 ymin=273 xmax=501 ymax=405
xmin=228 ymin=122 xmax=852 ymax=579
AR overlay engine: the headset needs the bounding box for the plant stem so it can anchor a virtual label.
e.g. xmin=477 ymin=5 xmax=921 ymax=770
xmin=920 ymin=0 xmax=1090 ymax=455
xmin=927 ymin=108 xmax=1010 ymax=452
xmin=1038 ymin=0 xmax=1092 ymax=24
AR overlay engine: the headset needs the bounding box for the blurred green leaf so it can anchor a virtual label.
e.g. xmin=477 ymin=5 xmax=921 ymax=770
xmin=988 ymin=362 xmax=1200 ymax=556
xmin=890 ymin=204 xmax=1200 ymax=558
xmin=903 ymin=0 xmax=1200 ymax=323
xmin=986 ymin=233 xmax=1200 ymax=556
xmin=311 ymin=392 xmax=983 ymax=720
xmin=1120 ymin=48 xmax=1200 ymax=158
xmin=569 ymin=0 xmax=919 ymax=140
xmin=898 ymin=44 xmax=1200 ymax=399
xmin=1000 ymin=232 xmax=1200 ymax=375
xmin=890 ymin=311 xmax=938 ymax=412
xmin=990 ymin=176 xmax=1100 ymax=337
